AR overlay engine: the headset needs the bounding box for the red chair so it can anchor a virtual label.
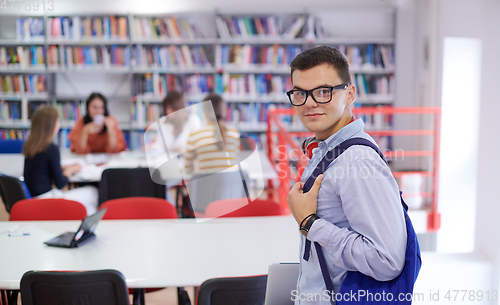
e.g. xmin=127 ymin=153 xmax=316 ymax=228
xmin=204 ymin=198 xmax=284 ymax=218
xmin=99 ymin=197 xmax=177 ymax=220
xmin=98 ymin=196 xmax=177 ymax=305
xmin=9 ymin=198 xmax=87 ymax=221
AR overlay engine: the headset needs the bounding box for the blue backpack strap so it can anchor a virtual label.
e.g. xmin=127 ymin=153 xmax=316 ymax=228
xmin=303 ymin=138 xmax=392 ymax=262
xmin=302 ymin=138 xmax=409 ymax=302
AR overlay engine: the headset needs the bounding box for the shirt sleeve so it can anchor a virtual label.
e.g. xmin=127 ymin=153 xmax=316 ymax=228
xmin=47 ymin=144 xmax=69 ymax=189
xmin=105 ymin=116 xmax=127 ymax=154
xmin=68 ymin=118 xmax=92 ymax=154
xmin=307 ymin=156 xmax=407 ymax=281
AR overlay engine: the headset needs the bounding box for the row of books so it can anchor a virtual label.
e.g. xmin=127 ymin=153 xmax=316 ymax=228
xmin=359 ymin=114 xmax=393 ymax=131
xmin=215 ymin=73 xmax=292 ymax=96
xmin=132 ymin=45 xmax=211 ymax=69
xmin=216 ymin=44 xmax=302 ymax=68
xmin=338 ymin=45 xmax=395 ymax=70
xmin=0 ymin=46 xmax=46 ymax=68
xmin=17 ymin=18 xmax=44 ymax=41
xmin=130 ymin=16 xmax=204 ymax=40
xmin=54 ymin=101 xmax=85 ymax=122
xmin=48 ymin=16 xmax=129 ymax=41
xmin=353 ymin=74 xmax=395 ymax=97
xmin=0 ymin=100 xmax=21 ymax=121
xmin=133 ymin=73 xmax=214 ymax=98
xmin=47 ymin=45 xmax=130 ymax=68
xmin=0 ymin=75 xmax=47 ymax=95
xmin=227 ymin=103 xmax=298 ymax=125
xmin=0 ymin=129 xmax=27 ymax=140
xmin=216 ymin=16 xmax=286 ymax=38
xmin=126 ymin=131 xmax=145 ymax=151
xmin=130 ymin=103 xmax=162 ymax=126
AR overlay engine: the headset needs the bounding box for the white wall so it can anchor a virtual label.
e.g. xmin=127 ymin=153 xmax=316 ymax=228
xmin=438 ymin=37 xmax=481 ymax=253
xmin=436 ymin=0 xmax=500 ymax=294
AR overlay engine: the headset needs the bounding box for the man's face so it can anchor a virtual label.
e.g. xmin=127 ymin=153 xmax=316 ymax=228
xmin=292 ymin=63 xmax=355 ymax=140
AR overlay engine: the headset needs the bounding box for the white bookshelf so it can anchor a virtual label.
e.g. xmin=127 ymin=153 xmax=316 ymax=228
xmin=0 ymin=9 xmax=398 ymax=150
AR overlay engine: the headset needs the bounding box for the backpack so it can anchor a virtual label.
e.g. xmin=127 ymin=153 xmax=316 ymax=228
xmin=302 ymin=137 xmax=422 ymax=304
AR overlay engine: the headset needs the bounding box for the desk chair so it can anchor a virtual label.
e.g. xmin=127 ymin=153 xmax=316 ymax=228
xmin=99 ymin=197 xmax=177 ymax=305
xmin=9 ymin=198 xmax=87 ymax=221
xmin=20 ymin=269 xmax=130 ymax=305
xmin=187 ymin=171 xmax=250 ymax=215
xmin=0 ymin=140 xmax=24 ymax=154
xmin=203 ymin=198 xmax=284 ymax=218
xmin=195 ymin=275 xmax=268 ymax=305
xmin=99 ymin=197 xmax=177 ymax=219
xmin=99 ymin=168 xmax=166 ymax=205
xmin=0 ymin=174 xmax=31 ymax=213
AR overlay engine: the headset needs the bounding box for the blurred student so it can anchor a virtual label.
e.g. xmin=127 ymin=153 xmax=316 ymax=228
xmin=23 ymin=106 xmax=98 ymax=215
xmin=184 ymin=94 xmax=242 ymax=213
xmin=69 ymin=92 xmax=126 ymax=154
xmin=150 ymin=91 xmax=202 ymax=155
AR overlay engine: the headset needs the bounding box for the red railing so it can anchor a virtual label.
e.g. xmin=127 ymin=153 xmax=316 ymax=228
xmin=266 ymin=106 xmax=442 ymax=232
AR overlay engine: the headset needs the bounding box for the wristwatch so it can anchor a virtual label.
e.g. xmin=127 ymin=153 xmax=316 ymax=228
xmin=300 ymin=214 xmax=320 ymax=236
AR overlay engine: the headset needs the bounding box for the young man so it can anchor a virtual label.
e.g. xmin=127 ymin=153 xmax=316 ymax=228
xmin=287 ymin=46 xmax=407 ymax=304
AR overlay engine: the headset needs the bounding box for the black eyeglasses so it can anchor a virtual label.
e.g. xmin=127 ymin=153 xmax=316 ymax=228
xmin=286 ymin=84 xmax=350 ymax=106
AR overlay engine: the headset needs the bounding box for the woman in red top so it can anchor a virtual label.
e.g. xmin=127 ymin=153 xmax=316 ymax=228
xmin=69 ymin=93 xmax=126 ymax=154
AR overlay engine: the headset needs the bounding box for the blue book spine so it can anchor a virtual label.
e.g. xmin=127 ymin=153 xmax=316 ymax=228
xmin=125 ymin=46 xmax=130 ymax=67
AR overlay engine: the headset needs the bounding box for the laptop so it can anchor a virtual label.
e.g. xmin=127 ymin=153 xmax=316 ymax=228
xmin=44 ymin=208 xmax=107 ymax=248
xmin=264 ymin=263 xmax=300 ymax=305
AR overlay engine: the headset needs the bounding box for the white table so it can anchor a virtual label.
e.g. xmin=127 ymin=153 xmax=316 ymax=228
xmin=0 ymin=216 xmax=299 ymax=290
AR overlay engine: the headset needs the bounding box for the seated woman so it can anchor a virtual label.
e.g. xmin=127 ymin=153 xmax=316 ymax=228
xmin=68 ymin=93 xmax=126 ymax=154
xmin=23 ymin=106 xmax=98 ymax=215
xmin=184 ymin=94 xmax=244 ymax=213
xmin=150 ymin=91 xmax=202 ymax=155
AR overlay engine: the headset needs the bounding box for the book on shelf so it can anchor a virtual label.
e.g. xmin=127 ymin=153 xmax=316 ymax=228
xmin=17 ymin=18 xmax=44 ymax=41
xmin=0 ymin=129 xmax=28 ymax=140
xmin=131 ymin=102 xmax=162 ymax=126
xmin=215 ymin=44 xmax=301 ymax=69
xmin=48 ymin=45 xmax=129 ymax=68
xmin=124 ymin=130 xmax=145 ymax=151
xmin=0 ymin=100 xmax=22 ymax=121
xmin=215 ymin=73 xmax=292 ymax=97
xmin=53 ymin=100 xmax=85 ymax=122
xmin=353 ymin=104 xmax=393 ymax=131
xmin=130 ymin=16 xmax=204 ymax=40
xmin=48 ymin=16 xmax=128 ymax=41
xmin=133 ymin=73 xmax=214 ymax=98
xmin=353 ymin=73 xmax=394 ymax=99
xmin=55 ymin=129 xmax=71 ymax=149
xmin=27 ymin=101 xmax=49 ymax=119
xmin=0 ymin=46 xmax=46 ymax=69
xmin=338 ymin=45 xmax=395 ymax=70
xmin=0 ymin=74 xmax=46 ymax=95
xmin=282 ymin=16 xmax=306 ymax=39
xmin=225 ymin=102 xmax=297 ymax=127
xmin=216 ymin=15 xmax=286 ymax=38
xmin=132 ymin=45 xmax=211 ymax=69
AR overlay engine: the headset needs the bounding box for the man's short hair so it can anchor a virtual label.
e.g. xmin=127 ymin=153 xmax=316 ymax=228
xmin=290 ymin=46 xmax=351 ymax=85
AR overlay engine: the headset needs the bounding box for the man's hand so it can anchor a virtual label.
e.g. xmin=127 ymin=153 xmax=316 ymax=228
xmin=287 ymin=174 xmax=324 ymax=226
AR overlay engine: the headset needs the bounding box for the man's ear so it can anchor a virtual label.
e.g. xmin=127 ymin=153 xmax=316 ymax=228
xmin=346 ymin=84 xmax=356 ymax=106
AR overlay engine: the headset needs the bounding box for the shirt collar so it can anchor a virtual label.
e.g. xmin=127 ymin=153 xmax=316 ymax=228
xmin=322 ymin=118 xmax=365 ymax=149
